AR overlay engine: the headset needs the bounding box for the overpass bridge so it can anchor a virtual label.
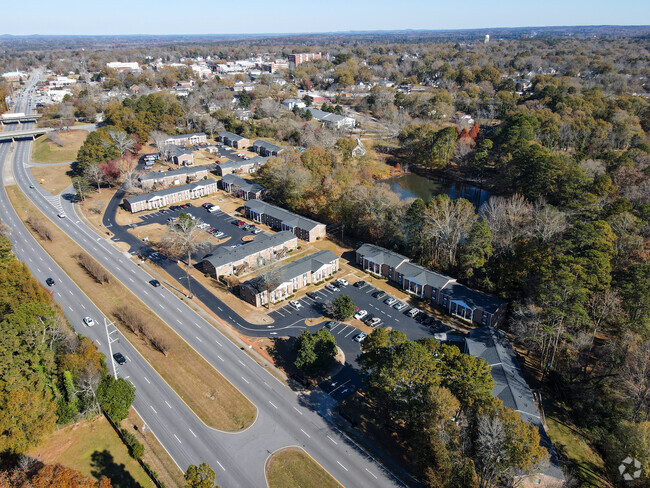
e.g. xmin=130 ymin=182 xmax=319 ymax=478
xmin=0 ymin=127 xmax=53 ymax=142
xmin=0 ymin=113 xmax=43 ymax=125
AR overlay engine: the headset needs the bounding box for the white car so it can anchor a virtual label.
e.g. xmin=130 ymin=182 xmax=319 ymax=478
xmin=325 ymin=283 xmax=339 ymax=292
xmin=289 ymin=300 xmax=302 ymax=310
xmin=336 ymin=278 xmax=349 ymax=286
xmin=83 ymin=316 xmax=95 ymax=327
xmin=57 ymin=212 xmax=66 ymax=218
xmin=384 ymin=297 xmax=397 ymax=305
xmin=393 ymin=301 xmax=408 ymax=311
xmin=353 ymin=333 xmax=368 ymax=343
xmin=354 ymin=310 xmax=367 ymax=320
xmin=207 ymin=205 xmax=220 ymax=213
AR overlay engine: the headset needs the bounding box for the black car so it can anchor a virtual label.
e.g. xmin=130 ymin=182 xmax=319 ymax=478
xmin=423 ymin=316 xmax=435 ymax=326
xmin=113 ymin=352 xmax=127 ymax=365
xmin=45 ymin=277 xmax=55 ymax=286
xmin=149 ymin=279 xmax=161 ymax=287
xmin=306 ymin=292 xmax=319 ymax=300
xmin=415 ymin=312 xmax=428 ymax=323
xmin=372 ymin=290 xmax=386 ymax=299
xmin=170 ymin=205 xmax=181 ymax=211
xmin=353 ymin=280 xmax=367 ymax=288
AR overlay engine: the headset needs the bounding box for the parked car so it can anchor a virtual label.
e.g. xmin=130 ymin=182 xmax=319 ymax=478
xmin=354 ymin=309 xmax=367 ymax=320
xmin=336 ymin=278 xmax=349 ymax=286
xmin=167 ymin=217 xmax=176 ymax=223
xmin=415 ymin=312 xmax=428 ymax=323
xmin=353 ymin=280 xmax=366 ymax=288
xmin=368 ymin=317 xmax=382 ymax=327
xmin=149 ymin=279 xmax=161 ymax=287
xmin=208 ymin=205 xmax=220 ymax=213
xmin=407 ymin=307 xmax=421 ymax=318
xmin=252 ymin=228 xmax=262 ymax=234
xmin=112 ymin=352 xmax=127 ymax=365
xmin=353 ymin=333 xmax=368 ymax=343
xmin=384 ymin=296 xmax=397 ymax=305
xmin=325 ymin=283 xmax=339 ymax=292
xmin=83 ymin=316 xmax=95 ymax=327
xmin=423 ymin=316 xmax=435 ymax=326
xmin=202 ymin=203 xmax=214 ymax=209
xmin=170 ymin=205 xmax=181 ymax=211
xmin=213 ymin=231 xmax=225 ymax=238
xmin=325 ymin=320 xmax=339 ymax=329
xmin=372 ymin=290 xmax=386 ymax=299
xmin=45 ymin=277 xmax=55 ymax=286
xmin=289 ymin=300 xmax=302 ymax=310
xmin=306 ymin=292 xmax=319 ymax=300
xmin=393 ymin=301 xmax=408 ymax=311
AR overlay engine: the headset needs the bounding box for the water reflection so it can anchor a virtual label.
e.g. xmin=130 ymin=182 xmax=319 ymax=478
xmin=382 ymin=173 xmax=492 ymax=210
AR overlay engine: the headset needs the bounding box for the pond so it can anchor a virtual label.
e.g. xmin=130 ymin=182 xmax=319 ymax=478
xmin=381 ymin=173 xmax=493 ymax=210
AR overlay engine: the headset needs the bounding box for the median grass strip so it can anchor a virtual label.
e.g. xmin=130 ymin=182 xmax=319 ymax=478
xmin=6 ymin=185 xmax=256 ymax=431
xmin=31 ymin=130 xmax=88 ymax=163
xmin=266 ymin=448 xmax=342 ymax=488
xmin=29 ymin=415 xmax=153 ymax=488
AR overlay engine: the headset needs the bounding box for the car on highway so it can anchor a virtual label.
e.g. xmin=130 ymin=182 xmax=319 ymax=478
xmin=336 ymin=278 xmax=349 ymax=287
xmin=306 ymin=292 xmax=319 ymax=300
xmin=289 ymin=300 xmax=302 ymax=310
xmin=384 ymin=296 xmax=397 ymax=305
xmin=83 ymin=316 xmax=95 ymax=327
xmin=393 ymin=301 xmax=408 ymax=311
xmin=353 ymin=280 xmax=366 ymax=288
xmin=45 ymin=277 xmax=55 ymax=286
xmin=29 ymin=184 xmax=35 ymax=189
xmin=149 ymin=279 xmax=161 ymax=287
xmin=57 ymin=212 xmax=66 ymax=218
xmin=325 ymin=283 xmax=339 ymax=292
xmin=325 ymin=320 xmax=339 ymax=329
xmin=354 ymin=309 xmax=368 ymax=320
xmin=113 ymin=352 xmax=127 ymax=365
xmin=353 ymin=332 xmax=368 ymax=343
xmin=372 ymin=290 xmax=386 ymax=299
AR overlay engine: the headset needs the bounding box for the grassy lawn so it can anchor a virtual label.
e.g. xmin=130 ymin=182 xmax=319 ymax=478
xmin=266 ymin=448 xmax=342 ymax=488
xmin=6 ymin=185 xmax=257 ymax=431
xmin=31 ymin=130 xmax=88 ymax=163
xmin=29 ymin=416 xmax=152 ymax=488
xmin=30 ymin=162 xmax=74 ymax=195
xmin=544 ymin=399 xmax=611 ymax=487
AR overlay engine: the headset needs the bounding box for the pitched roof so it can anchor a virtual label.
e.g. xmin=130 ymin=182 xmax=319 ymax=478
xmin=218 ymin=130 xmax=248 ymax=142
xmin=221 ymin=174 xmax=265 ymax=194
xmin=167 ymin=145 xmax=192 ymax=156
xmin=218 ymin=156 xmax=269 ymax=171
xmin=244 ymin=200 xmax=324 ymax=232
xmin=201 ymin=231 xmax=296 ymax=269
xmin=395 ymin=261 xmax=456 ymax=290
xmin=252 ymin=140 xmax=283 ymax=152
xmin=140 ymin=165 xmax=206 ymax=182
xmin=305 ymin=107 xmax=353 ymax=123
xmin=356 ymin=243 xmax=409 ymax=269
xmin=124 ymin=179 xmax=217 ymax=205
xmin=167 ymin=132 xmax=205 ymax=140
xmin=442 ymin=282 xmax=507 ymax=315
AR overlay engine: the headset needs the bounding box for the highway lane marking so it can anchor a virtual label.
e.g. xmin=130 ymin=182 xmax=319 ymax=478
xmin=194 ymin=322 xmax=202 ymax=329
xmin=68 ymin=306 xmax=73 ymax=312
xmin=293 ymin=407 xmax=303 ymax=416
xmin=238 ymin=359 xmax=245 ymax=367
xmin=216 ymin=461 xmax=225 ymax=471
xmin=158 ymin=303 xmax=164 ymax=309
xmin=336 ymin=461 xmax=348 ymax=471
xmin=300 ymin=429 xmax=311 ymax=438
xmin=215 ymin=340 xmax=222 ymax=346
xmin=142 ymin=290 xmax=149 ymax=296
xmin=165 ymin=401 xmax=172 ymax=408
xmin=365 ymin=468 xmax=378 ymax=479
xmin=217 ymin=306 xmax=223 ymax=311
xmin=327 ymin=435 xmax=337 ymax=445
xmin=68 ymin=290 xmax=74 ymax=296
xmin=241 ymin=376 xmax=249 ymax=384
xmin=174 ymin=434 xmax=181 ymax=443
xmin=176 ymin=319 xmax=182 ymax=325
xmin=144 ymin=377 xmax=150 ymax=384
xmin=217 ymin=355 xmax=224 ymax=362
xmin=189 ymin=428 xmax=197 ymax=438
xmin=125 ymin=355 xmax=131 ymax=362
xmin=195 ymin=336 xmax=202 ymax=343
xmin=128 ymin=277 xmax=134 ymax=283
xmin=150 ymin=405 xmax=157 ymax=414
xmin=269 ymin=401 xmax=278 ymax=409
xmin=176 ymin=307 xmax=182 ymax=313
xmin=36 ymin=267 xmax=41 ymax=272
xmin=96 ymin=339 xmax=101 ymax=345
xmin=81 ymin=304 xmax=86 ymax=310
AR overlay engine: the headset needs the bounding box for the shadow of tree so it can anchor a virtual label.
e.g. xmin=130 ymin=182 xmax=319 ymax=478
xmin=90 ymin=449 xmax=143 ymax=488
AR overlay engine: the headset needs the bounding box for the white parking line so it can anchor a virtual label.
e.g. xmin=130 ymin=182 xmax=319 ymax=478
xmin=345 ymin=329 xmax=355 ymax=338
xmin=337 ymin=326 xmax=349 ymax=335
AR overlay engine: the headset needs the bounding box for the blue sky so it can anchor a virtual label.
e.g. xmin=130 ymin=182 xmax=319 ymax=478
xmin=2 ymin=0 xmax=649 ymax=35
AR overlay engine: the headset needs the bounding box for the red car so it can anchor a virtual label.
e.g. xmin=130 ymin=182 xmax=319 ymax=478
xmin=232 ymin=220 xmax=246 ymax=226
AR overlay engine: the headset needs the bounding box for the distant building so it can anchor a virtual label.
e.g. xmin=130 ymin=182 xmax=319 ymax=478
xmin=252 ymin=140 xmax=284 ymax=157
xmin=106 ymin=62 xmax=140 ymax=72
xmin=166 ymin=145 xmax=194 ymax=166
xmin=288 ymin=52 xmax=322 ymax=68
xmin=124 ymin=179 xmax=218 ymax=213
xmin=282 ymin=98 xmax=306 ymax=110
xmin=215 ymin=156 xmax=269 ymax=176
xmin=139 ymin=166 xmax=209 ymax=190
xmin=305 ymin=107 xmax=356 ymax=130
xmin=244 ymin=200 xmax=326 ymax=242
xmin=219 ymin=174 xmax=265 ymax=200
xmin=164 ymin=132 xmax=206 ymax=146
xmin=218 ymin=131 xmax=250 ymax=149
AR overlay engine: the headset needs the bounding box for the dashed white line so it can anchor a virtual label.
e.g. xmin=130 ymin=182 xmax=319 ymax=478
xmin=238 ymin=359 xmax=245 ymax=366
xmin=217 ymin=306 xmax=223 ymax=311
xmin=293 ymin=407 xmax=303 ymax=415
xmin=337 ymin=461 xmax=348 ymax=471
xmin=269 ymin=401 xmax=278 ymax=409
xmin=165 ymin=401 xmax=172 ymax=408
xmin=327 ymin=435 xmax=338 ymax=445
xmin=189 ymin=428 xmax=197 ymax=438
xmin=150 ymin=405 xmax=157 ymax=414
xmin=300 ymin=428 xmax=311 ymax=438
xmin=195 ymin=336 xmax=203 ymax=343
xmin=217 ymin=355 xmax=224 ymax=362
xmin=174 ymin=434 xmax=181 ymax=443
xmin=365 ymin=468 xmax=378 ymax=479
xmin=194 ymin=322 xmax=202 ymax=329
xmin=144 ymin=376 xmax=150 ymax=384
xmin=176 ymin=307 xmax=182 ymax=313
xmin=215 ymin=340 xmax=222 ymax=346
xmin=241 ymin=376 xmax=249 ymax=384
xmin=216 ymin=461 xmax=225 ymax=471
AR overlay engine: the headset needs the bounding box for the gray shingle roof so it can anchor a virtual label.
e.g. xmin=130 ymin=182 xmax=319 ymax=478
xmin=167 ymin=132 xmax=205 ymax=140
xmin=220 ymin=174 xmax=265 ymax=194
xmin=140 ymin=165 xmax=206 ymax=182
xmin=245 ymin=200 xmax=324 ymax=232
xmin=305 ymin=107 xmax=352 ymax=123
xmin=124 ymin=179 xmax=216 ymax=205
xmin=218 ymin=156 xmax=269 ymax=171
xmin=357 ymin=243 xmax=409 ymax=269
xmin=442 ymin=282 xmax=507 ymax=315
xmin=218 ymin=130 xmax=247 ymax=142
xmin=202 ymin=231 xmax=296 ymax=269
xmin=252 ymin=140 xmax=282 ymax=152
xmin=167 ymin=145 xmax=192 ymax=156
xmin=395 ymin=261 xmax=456 ymax=290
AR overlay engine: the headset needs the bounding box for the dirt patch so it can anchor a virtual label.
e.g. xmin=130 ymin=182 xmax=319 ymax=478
xmin=30 ymin=163 xmax=74 ymax=195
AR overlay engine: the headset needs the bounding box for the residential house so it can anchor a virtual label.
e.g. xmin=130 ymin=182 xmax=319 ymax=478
xmin=240 ymin=250 xmax=339 ymax=307
xmin=167 ymin=145 xmax=194 ymax=166
xmin=164 ymin=132 xmax=207 ymax=146
xmin=438 ymin=282 xmax=507 ymax=327
xmin=139 ymin=166 xmax=209 ymax=190
xmin=201 ymin=231 xmax=298 ymax=278
xmin=123 ymin=179 xmax=218 ymax=213
xmin=215 ymin=156 xmax=269 ymax=176
xmin=394 ymin=261 xmax=456 ymax=303
xmin=305 ymin=107 xmax=356 ymax=130
xmin=464 ymin=327 xmax=565 ymax=487
xmin=218 ymin=131 xmax=250 ymax=149
xmin=244 ymin=200 xmax=326 ymax=242
xmin=282 ymin=98 xmax=306 ymax=110
xmin=355 ymin=244 xmax=410 ymax=282
xmin=252 ymin=140 xmax=283 ymax=157
xmin=219 ymin=174 xmax=265 ymax=200
xmin=234 ymin=108 xmax=253 ymax=121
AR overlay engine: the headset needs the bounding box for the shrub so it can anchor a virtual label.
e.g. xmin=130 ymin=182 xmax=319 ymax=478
xmin=77 ymin=251 xmax=111 ymax=284
xmin=26 ymin=216 xmax=53 ymax=241
xmin=121 ymin=429 xmax=144 ymax=459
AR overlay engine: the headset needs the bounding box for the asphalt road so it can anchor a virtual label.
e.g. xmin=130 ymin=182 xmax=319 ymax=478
xmin=1 ymin=73 xmax=405 ymax=487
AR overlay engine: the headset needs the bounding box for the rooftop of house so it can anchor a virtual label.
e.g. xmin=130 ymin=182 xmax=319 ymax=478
xmin=244 ymin=200 xmax=324 ymax=232
xmin=442 ymin=282 xmax=507 ymax=315
xmin=356 ymin=243 xmax=410 ymax=269
xmin=202 ymin=231 xmax=297 ymax=269
xmin=167 ymin=145 xmax=193 ymax=156
xmin=219 ymin=130 xmax=248 ymax=141
xmin=395 ymin=261 xmax=456 ymax=291
xmin=242 ymin=249 xmax=339 ymax=294
xmin=252 ymin=140 xmax=283 ymax=151
xmin=218 ymin=155 xmax=269 ymax=171
xmin=221 ymin=174 xmax=265 ymax=194
xmin=139 ymin=165 xmax=207 ymax=182
xmin=166 ymin=132 xmax=205 ymax=140
xmin=306 ymin=107 xmax=353 ymax=122
xmin=124 ymin=179 xmax=217 ymax=205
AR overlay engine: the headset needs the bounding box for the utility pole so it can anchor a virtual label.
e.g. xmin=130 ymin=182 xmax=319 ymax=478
xmin=104 ymin=317 xmax=119 ymax=379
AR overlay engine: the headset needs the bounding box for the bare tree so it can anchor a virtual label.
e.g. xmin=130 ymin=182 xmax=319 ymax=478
xmin=202 ymin=116 xmax=223 ymax=140
xmin=620 ymin=335 xmax=650 ymax=422
xmin=255 ymin=258 xmax=284 ymax=308
xmin=0 ymin=221 xmax=12 ymax=237
xmin=422 ymin=196 xmax=476 ymax=268
xmin=108 ymin=128 xmax=135 ymax=156
xmin=84 ymin=163 xmax=106 ymax=192
xmin=151 ymin=130 xmax=171 ymax=160
xmin=480 ymin=194 xmax=534 ymax=255
xmin=161 ymin=212 xmax=209 ymax=298
xmin=532 ymin=202 xmax=567 ymax=242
